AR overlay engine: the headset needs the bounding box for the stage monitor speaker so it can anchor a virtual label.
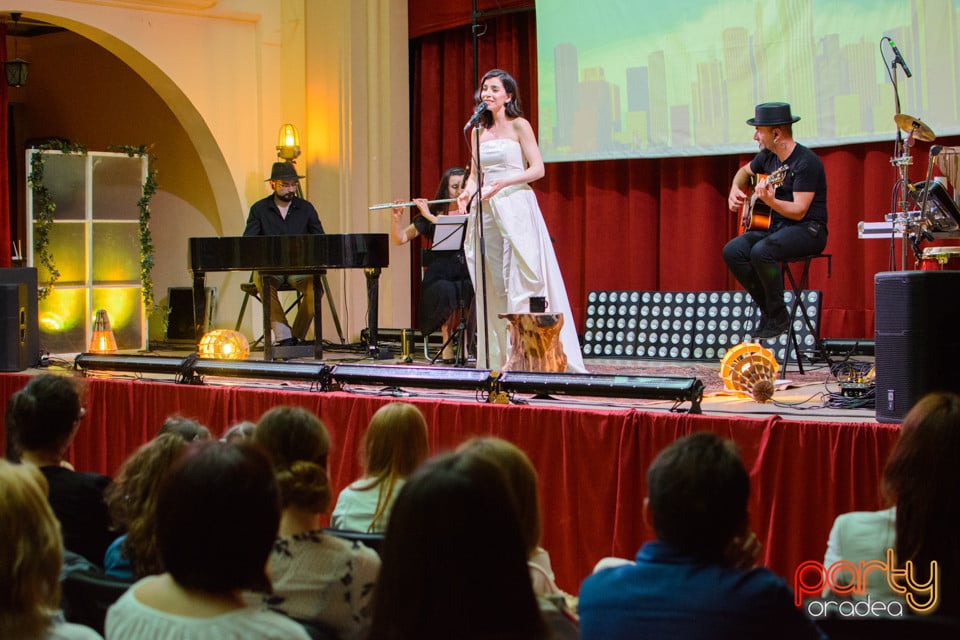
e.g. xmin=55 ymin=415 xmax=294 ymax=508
xmin=0 ymin=267 xmax=39 ymax=367
xmin=874 ymin=271 xmax=960 ymax=423
xmin=166 ymin=287 xmax=213 ymax=345
xmin=0 ymin=283 xmax=28 ymax=372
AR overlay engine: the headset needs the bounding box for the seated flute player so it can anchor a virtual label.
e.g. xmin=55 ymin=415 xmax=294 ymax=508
xmin=391 ymin=166 xmax=476 ymax=364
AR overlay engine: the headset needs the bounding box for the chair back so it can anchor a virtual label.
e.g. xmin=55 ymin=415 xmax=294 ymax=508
xmin=60 ymin=568 xmax=134 ymax=635
xmin=292 ymin=617 xmax=341 ymax=640
xmin=322 ymin=526 xmax=385 ymax=556
xmin=817 ymin=614 xmax=960 ymax=639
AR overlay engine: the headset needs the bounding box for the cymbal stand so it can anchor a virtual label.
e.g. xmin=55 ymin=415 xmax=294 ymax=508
xmin=889 ymin=144 xmax=916 ymax=270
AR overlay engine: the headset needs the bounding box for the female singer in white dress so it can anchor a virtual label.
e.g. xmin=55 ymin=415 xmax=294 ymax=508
xmin=457 ymin=69 xmax=586 ymax=373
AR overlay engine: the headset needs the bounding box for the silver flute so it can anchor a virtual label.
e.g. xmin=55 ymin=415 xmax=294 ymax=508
xmin=368 ymin=198 xmax=457 ymax=211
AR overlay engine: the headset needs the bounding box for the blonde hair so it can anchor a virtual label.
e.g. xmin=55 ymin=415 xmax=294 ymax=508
xmin=359 ymin=402 xmax=429 ymax=532
xmin=0 ymin=460 xmax=63 ymax=638
xmin=457 ymin=437 xmax=542 ymax=557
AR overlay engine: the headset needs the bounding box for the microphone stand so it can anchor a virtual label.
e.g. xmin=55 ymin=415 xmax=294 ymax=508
xmin=469 ymin=123 xmax=490 ymax=368
xmin=885 ymin=39 xmax=912 ymax=271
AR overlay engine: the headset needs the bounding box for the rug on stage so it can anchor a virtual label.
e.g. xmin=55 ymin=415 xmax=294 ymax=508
xmin=584 ymin=359 xmax=837 ymax=396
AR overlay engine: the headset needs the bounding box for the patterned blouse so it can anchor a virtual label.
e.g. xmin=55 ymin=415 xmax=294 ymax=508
xmin=245 ymin=530 xmax=380 ymax=640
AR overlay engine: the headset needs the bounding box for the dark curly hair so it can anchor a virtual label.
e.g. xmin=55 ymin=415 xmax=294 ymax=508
xmin=104 ymin=433 xmax=188 ymax=578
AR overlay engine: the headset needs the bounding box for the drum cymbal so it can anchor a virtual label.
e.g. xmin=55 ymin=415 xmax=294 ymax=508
xmin=894 ymin=114 xmax=936 ymax=142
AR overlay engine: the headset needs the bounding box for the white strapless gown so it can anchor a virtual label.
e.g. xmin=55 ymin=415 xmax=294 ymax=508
xmin=464 ymin=138 xmax=587 ymax=373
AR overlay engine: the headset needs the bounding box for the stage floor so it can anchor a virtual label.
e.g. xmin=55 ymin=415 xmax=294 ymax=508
xmin=46 ymin=339 xmax=878 ymax=423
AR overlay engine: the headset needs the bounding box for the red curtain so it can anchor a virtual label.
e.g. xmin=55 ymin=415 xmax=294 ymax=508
xmin=0 ymin=373 xmax=902 ymax=591
xmin=0 ymin=23 xmax=11 ymax=268
xmin=407 ymin=5 xmax=960 ymax=341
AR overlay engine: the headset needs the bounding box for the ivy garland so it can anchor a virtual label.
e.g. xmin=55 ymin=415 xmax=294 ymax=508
xmin=28 ymin=141 xmax=158 ymax=309
xmin=110 ymin=144 xmax=158 ymax=310
xmin=28 ymin=140 xmax=87 ymax=299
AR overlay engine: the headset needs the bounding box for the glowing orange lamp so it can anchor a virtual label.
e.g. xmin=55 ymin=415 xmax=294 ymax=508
xmin=88 ymin=309 xmax=118 ymax=353
xmin=198 ymin=330 xmax=250 ymax=360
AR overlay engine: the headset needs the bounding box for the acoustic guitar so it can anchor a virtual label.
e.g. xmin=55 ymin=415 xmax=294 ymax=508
xmin=738 ymin=164 xmax=789 ymax=234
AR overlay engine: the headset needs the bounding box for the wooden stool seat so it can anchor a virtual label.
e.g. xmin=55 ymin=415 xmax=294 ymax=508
xmin=779 ymin=254 xmax=831 ymax=377
xmin=498 ymin=312 xmax=567 ymax=372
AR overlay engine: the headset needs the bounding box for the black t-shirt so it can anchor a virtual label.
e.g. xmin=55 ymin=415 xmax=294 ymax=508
xmin=41 ymin=465 xmax=114 ymax=565
xmin=242 ymin=195 xmax=325 ymax=236
xmin=749 ymin=144 xmax=827 ymax=227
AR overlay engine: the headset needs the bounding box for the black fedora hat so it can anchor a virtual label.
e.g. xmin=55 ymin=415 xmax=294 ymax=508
xmin=265 ymin=161 xmax=304 ymax=182
xmin=746 ymin=102 xmax=801 ymax=126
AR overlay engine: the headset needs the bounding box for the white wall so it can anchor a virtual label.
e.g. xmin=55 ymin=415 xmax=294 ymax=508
xmin=1 ymin=0 xmax=411 ymax=345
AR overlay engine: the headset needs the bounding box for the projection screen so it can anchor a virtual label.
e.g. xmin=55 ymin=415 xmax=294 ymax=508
xmin=535 ymin=0 xmax=960 ymax=162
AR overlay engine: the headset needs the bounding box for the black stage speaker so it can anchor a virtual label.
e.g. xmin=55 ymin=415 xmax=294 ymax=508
xmin=0 ymin=267 xmax=39 ymax=368
xmin=875 ymin=271 xmax=960 ymax=423
xmin=0 ymin=283 xmax=28 ymax=372
xmin=166 ymin=287 xmax=213 ymax=345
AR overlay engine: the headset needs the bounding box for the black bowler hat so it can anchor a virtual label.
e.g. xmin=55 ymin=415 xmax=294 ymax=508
xmin=746 ymin=102 xmax=801 ymax=126
xmin=265 ymin=161 xmax=303 ymax=182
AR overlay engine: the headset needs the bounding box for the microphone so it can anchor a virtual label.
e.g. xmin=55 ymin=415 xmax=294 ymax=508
xmin=463 ymin=102 xmax=488 ymax=131
xmin=888 ymin=39 xmax=913 ymax=78
xmin=930 ymin=145 xmax=943 ymax=157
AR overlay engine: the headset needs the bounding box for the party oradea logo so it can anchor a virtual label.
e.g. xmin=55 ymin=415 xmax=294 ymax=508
xmin=794 ymin=549 xmax=938 ymax=617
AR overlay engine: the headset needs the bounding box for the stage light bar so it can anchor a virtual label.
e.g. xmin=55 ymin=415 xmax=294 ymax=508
xmin=331 ymin=363 xmax=495 ymax=391
xmin=496 ymin=370 xmax=705 ymax=413
xmin=74 ymin=353 xmax=190 ymax=376
xmin=191 ymin=359 xmax=333 ymax=386
xmin=821 ymin=338 xmax=875 ymax=357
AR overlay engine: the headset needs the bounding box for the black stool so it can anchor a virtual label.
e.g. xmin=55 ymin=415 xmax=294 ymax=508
xmin=234 ymin=275 xmax=303 ymax=348
xmin=779 ymin=254 xmax=831 ymax=378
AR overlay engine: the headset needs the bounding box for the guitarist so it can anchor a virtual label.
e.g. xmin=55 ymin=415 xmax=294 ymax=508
xmin=723 ymin=102 xmax=828 ymax=339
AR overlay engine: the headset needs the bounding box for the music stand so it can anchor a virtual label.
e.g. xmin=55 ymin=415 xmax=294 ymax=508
xmin=422 ymin=215 xmax=471 ymax=365
xmin=431 ymin=215 xmax=468 ymax=250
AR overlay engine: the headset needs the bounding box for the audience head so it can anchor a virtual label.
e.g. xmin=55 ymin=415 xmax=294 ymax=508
xmin=0 ymin=460 xmax=63 ymax=638
xmin=4 ymin=373 xmax=84 ymax=461
xmin=253 ymin=406 xmax=331 ymax=514
xmin=882 ymin=391 xmax=960 ymax=607
xmin=457 ymin=436 xmax=541 ymax=557
xmin=361 ymin=402 xmax=430 ymax=530
xmin=221 ymin=420 xmax=256 ymax=444
xmin=104 ymin=432 xmax=189 ymax=578
xmin=646 ymin=431 xmax=750 ymax=561
xmin=156 ymin=415 xmax=210 ymax=443
xmin=368 ymin=451 xmax=545 ymax=640
xmin=156 ymin=441 xmax=279 ymax=594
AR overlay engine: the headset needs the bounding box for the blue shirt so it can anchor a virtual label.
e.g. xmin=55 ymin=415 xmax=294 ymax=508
xmin=578 ymin=541 xmax=825 ymax=640
xmin=103 ymin=534 xmax=134 ymax=581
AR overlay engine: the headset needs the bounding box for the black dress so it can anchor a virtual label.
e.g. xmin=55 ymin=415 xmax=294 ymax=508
xmin=414 ymin=215 xmax=474 ymax=338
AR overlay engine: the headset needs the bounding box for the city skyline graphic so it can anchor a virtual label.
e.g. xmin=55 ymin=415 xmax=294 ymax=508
xmin=536 ymin=0 xmax=960 ymax=162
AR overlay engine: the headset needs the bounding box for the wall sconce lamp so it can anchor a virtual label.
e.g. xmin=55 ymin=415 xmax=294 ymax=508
xmin=5 ymin=12 xmax=29 ymax=88
xmin=89 ymin=309 xmax=118 ymax=354
xmin=198 ymin=329 xmax=250 ymax=360
xmin=276 ymin=124 xmax=301 ymax=160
